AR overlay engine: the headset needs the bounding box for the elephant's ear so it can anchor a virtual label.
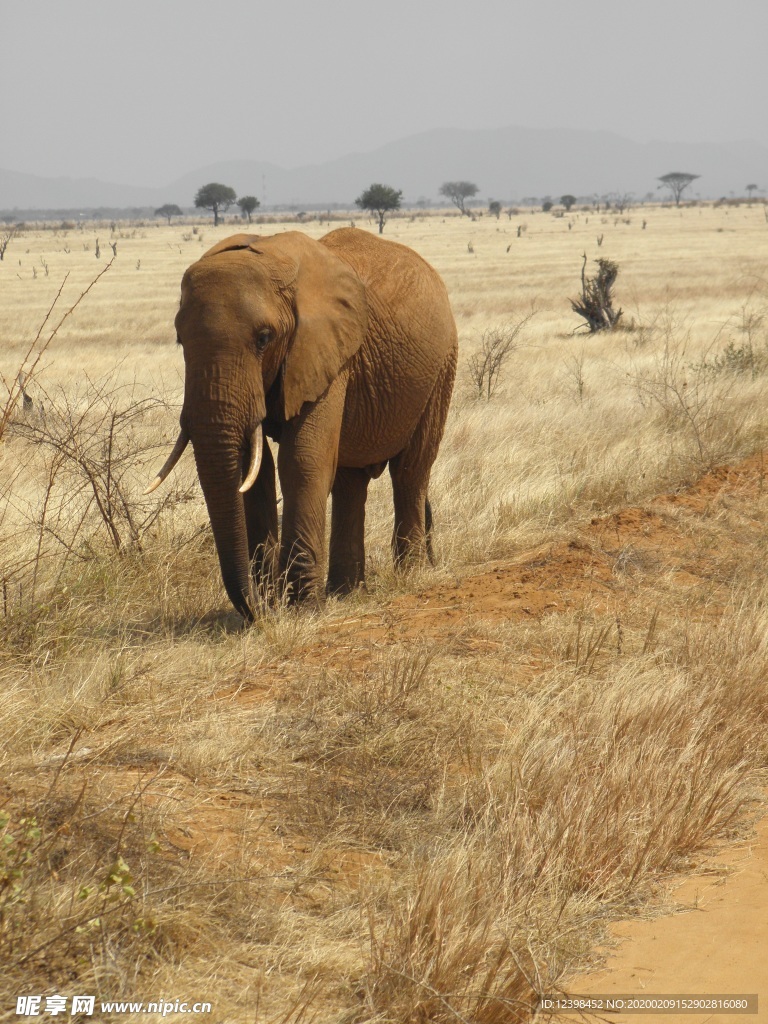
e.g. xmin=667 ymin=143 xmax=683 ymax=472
xmin=281 ymin=237 xmax=367 ymax=419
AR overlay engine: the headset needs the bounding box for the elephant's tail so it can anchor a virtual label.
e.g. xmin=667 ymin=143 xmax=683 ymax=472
xmin=425 ymin=496 xmax=435 ymax=566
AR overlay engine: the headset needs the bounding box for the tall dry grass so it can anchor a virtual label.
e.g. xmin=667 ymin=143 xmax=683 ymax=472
xmin=5 ymin=603 xmax=765 ymax=1020
xmin=1 ymin=204 xmax=767 ymax=1021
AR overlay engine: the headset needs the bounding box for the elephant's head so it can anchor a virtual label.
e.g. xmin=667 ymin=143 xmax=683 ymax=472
xmin=148 ymin=232 xmax=367 ymax=620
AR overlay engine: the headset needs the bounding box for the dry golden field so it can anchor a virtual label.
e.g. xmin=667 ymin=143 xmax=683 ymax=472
xmin=1 ymin=203 xmax=768 ymax=1022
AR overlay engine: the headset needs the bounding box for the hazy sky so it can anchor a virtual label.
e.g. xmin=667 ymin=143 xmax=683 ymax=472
xmin=3 ymin=0 xmax=766 ymax=186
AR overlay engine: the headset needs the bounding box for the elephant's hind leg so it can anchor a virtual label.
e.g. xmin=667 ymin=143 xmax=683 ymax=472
xmin=327 ymin=467 xmax=370 ymax=595
xmin=389 ymin=349 xmax=456 ymax=568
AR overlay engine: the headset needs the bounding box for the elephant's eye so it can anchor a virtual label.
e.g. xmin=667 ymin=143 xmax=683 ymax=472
xmin=255 ymin=329 xmax=273 ymax=352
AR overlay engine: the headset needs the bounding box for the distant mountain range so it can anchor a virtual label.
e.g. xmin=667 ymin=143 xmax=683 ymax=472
xmin=2 ymin=126 xmax=766 ymax=213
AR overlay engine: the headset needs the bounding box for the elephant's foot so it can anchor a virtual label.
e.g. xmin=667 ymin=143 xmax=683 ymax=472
xmin=279 ymin=549 xmax=325 ymax=606
xmin=392 ymin=539 xmax=431 ymax=571
xmin=392 ymin=497 xmax=435 ymax=570
xmin=282 ymin=577 xmax=323 ymax=606
xmin=326 ymin=565 xmax=366 ymax=597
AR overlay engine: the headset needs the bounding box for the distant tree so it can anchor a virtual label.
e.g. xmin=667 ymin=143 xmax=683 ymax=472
xmin=609 ymin=192 xmax=633 ymax=214
xmin=746 ymin=183 xmax=759 ymax=202
xmin=439 ymin=181 xmax=479 ymax=216
xmin=194 ymin=182 xmax=237 ymax=226
xmin=488 ymin=200 xmax=502 ymax=219
xmin=154 ymin=204 xmax=183 ymax=225
xmin=0 ymin=225 xmax=17 ymax=261
xmin=561 ymin=195 xmax=577 ymax=212
xmin=355 ymin=183 xmax=402 ymax=234
xmin=542 ymin=200 xmax=554 ymax=213
xmin=657 ymin=172 xmax=699 ymax=207
xmin=237 ymin=196 xmax=260 ymax=223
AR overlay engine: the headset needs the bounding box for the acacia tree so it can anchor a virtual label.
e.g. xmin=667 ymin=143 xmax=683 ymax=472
xmin=561 ymin=195 xmax=577 ymax=212
xmin=355 ymin=183 xmax=402 ymax=234
xmin=154 ymin=204 xmax=183 ymax=225
xmin=657 ymin=172 xmax=699 ymax=207
xmin=746 ymin=183 xmax=759 ymax=202
xmin=439 ymin=181 xmax=479 ymax=216
xmin=237 ymin=196 xmax=260 ymax=223
xmin=194 ymin=182 xmax=237 ymax=225
xmin=488 ymin=200 xmax=502 ymax=219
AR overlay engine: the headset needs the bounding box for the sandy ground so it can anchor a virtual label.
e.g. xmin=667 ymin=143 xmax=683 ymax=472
xmin=569 ymin=815 xmax=768 ymax=1023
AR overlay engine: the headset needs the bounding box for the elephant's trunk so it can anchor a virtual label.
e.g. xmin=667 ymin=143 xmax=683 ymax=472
xmin=178 ymin=344 xmax=270 ymax=618
xmin=191 ymin=433 xmax=254 ymax=621
xmin=180 ymin=353 xmax=267 ymax=621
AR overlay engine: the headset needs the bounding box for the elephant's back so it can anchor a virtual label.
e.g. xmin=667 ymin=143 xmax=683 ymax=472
xmin=320 ymin=228 xmax=456 ymax=362
xmin=320 ymin=229 xmax=458 ymax=468
xmin=321 ymin=229 xmax=452 ymax=323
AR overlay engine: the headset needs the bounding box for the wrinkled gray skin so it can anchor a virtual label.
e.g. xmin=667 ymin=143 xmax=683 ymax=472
xmin=165 ymin=227 xmax=457 ymax=621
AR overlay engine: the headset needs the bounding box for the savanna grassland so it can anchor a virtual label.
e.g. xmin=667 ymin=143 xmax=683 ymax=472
xmin=1 ymin=202 xmax=768 ymax=1023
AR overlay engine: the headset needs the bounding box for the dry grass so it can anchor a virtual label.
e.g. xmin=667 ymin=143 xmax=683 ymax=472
xmin=1 ymin=204 xmax=768 ymax=1021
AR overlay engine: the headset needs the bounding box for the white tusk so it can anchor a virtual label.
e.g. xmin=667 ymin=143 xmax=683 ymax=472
xmin=239 ymin=424 xmax=263 ymax=493
xmin=143 ymin=429 xmax=189 ymax=494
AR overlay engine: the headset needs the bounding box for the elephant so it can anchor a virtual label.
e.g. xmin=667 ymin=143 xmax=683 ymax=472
xmin=146 ymin=227 xmax=458 ymax=621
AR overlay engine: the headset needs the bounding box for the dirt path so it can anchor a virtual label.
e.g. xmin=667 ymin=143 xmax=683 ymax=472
xmin=570 ymin=814 xmax=768 ymax=1023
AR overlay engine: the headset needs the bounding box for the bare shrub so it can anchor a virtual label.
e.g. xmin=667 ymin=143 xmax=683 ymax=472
xmin=571 ymin=254 xmax=623 ymax=332
xmin=1 ymin=376 xmax=193 ymax=625
xmin=691 ymin=302 xmax=768 ymax=380
xmin=13 ymin=376 xmax=185 ymax=558
xmin=561 ymin=348 xmax=587 ymax=403
xmin=627 ymin=330 xmax=747 ymax=468
xmin=467 ymin=312 xmax=536 ymax=400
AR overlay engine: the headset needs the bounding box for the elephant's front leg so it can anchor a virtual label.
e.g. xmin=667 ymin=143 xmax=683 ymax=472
xmin=242 ymin=436 xmax=278 ymax=601
xmin=277 ymin=374 xmax=348 ymax=602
